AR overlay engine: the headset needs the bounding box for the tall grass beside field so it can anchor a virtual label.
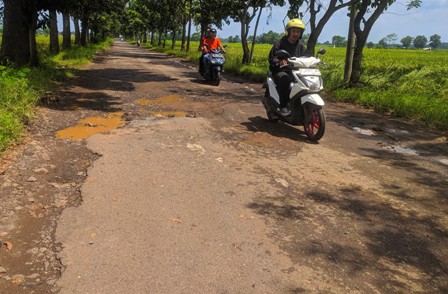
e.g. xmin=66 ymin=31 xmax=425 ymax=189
xmin=0 ymin=35 xmax=113 ymax=152
xmin=147 ymin=41 xmax=448 ymax=130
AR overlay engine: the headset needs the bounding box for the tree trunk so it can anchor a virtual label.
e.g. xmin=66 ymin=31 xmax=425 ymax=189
xmin=186 ymin=0 xmax=192 ymax=52
xmin=350 ymin=30 xmax=368 ymax=86
xmin=344 ymin=5 xmax=357 ymax=83
xmin=49 ymin=9 xmax=60 ymax=54
xmin=171 ymin=30 xmax=176 ymax=50
xmin=158 ymin=31 xmax=162 ymax=46
xmin=249 ymin=6 xmax=263 ymax=64
xmin=28 ymin=3 xmax=39 ymax=67
xmin=350 ymin=0 xmax=388 ymax=86
xmin=62 ymin=12 xmax=71 ymax=50
xmin=0 ymin=0 xmax=32 ymax=66
xmin=26 ymin=1 xmax=40 ymax=66
xmin=73 ymin=17 xmax=81 ymax=45
xmin=163 ymin=31 xmax=167 ymax=48
xmin=80 ymin=15 xmax=89 ymax=46
xmin=240 ymin=22 xmax=250 ymax=65
xmin=181 ymin=17 xmax=187 ymax=51
xmin=151 ymin=32 xmax=155 ymax=45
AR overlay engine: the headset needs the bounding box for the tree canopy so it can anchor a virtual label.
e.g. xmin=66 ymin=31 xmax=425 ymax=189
xmin=0 ymin=0 xmax=430 ymax=89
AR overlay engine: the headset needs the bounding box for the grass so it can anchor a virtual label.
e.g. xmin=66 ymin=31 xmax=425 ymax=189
xmin=2 ymin=37 xmax=447 ymax=153
xmin=146 ymin=41 xmax=448 ymax=130
xmin=0 ymin=35 xmax=113 ymax=153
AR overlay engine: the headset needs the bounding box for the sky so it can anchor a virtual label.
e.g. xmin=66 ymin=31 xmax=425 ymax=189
xmin=218 ymin=0 xmax=448 ymax=43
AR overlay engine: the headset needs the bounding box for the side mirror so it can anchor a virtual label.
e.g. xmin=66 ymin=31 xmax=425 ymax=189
xmin=316 ymin=48 xmax=326 ymax=57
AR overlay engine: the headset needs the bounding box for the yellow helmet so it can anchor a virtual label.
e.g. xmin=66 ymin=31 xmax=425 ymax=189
xmin=285 ymin=18 xmax=306 ymax=35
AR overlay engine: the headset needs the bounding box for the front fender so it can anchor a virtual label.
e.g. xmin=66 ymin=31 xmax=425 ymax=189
xmin=301 ymin=93 xmax=325 ymax=106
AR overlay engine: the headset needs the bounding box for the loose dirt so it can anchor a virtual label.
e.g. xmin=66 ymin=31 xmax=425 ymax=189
xmin=1 ymin=40 xmax=447 ymax=293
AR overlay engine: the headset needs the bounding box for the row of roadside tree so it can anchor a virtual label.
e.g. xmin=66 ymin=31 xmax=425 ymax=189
xmin=1 ymin=0 xmax=423 ymax=87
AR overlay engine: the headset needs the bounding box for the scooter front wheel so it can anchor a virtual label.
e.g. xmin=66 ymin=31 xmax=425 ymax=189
xmin=266 ymin=111 xmax=279 ymax=123
xmin=303 ymin=107 xmax=326 ymax=142
xmin=213 ymin=72 xmax=221 ymax=86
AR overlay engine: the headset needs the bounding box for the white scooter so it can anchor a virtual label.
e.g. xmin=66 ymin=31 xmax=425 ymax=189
xmin=262 ymin=48 xmax=327 ymax=142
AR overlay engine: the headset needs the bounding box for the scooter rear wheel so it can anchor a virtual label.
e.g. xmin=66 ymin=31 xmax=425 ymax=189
xmin=303 ymin=107 xmax=326 ymax=142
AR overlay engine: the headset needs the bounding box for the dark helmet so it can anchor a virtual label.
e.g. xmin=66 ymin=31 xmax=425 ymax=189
xmin=210 ymin=28 xmax=217 ymax=34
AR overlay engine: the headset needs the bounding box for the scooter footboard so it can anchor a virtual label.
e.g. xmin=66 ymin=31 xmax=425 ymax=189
xmin=300 ymin=94 xmax=325 ymax=106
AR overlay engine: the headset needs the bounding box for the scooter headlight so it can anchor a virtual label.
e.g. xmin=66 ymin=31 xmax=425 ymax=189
xmin=211 ymin=58 xmax=225 ymax=65
xmin=303 ymin=76 xmax=322 ymax=91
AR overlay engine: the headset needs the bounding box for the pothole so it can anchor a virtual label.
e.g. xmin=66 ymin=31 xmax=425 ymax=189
xmin=55 ymin=112 xmax=125 ymax=140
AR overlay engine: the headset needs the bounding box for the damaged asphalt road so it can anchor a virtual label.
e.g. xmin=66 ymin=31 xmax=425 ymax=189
xmin=1 ymin=40 xmax=447 ymax=293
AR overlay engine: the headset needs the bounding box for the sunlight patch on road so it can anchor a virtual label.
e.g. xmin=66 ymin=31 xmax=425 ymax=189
xmin=56 ymin=112 xmax=125 ymax=141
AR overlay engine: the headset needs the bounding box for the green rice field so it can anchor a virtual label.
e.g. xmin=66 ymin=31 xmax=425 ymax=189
xmin=156 ymin=41 xmax=448 ymax=130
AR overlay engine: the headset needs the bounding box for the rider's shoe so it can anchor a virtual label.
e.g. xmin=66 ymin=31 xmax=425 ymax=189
xmin=279 ymin=107 xmax=291 ymax=116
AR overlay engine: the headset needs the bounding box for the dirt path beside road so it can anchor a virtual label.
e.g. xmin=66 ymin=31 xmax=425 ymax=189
xmin=1 ymin=41 xmax=447 ymax=293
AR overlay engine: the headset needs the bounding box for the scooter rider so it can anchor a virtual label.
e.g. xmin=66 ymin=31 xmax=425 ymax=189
xmin=198 ymin=27 xmax=211 ymax=75
xmin=200 ymin=28 xmax=226 ymax=76
xmin=268 ymin=18 xmax=307 ymax=115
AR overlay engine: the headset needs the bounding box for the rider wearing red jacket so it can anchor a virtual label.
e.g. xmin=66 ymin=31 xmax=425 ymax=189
xmin=200 ymin=29 xmax=226 ymax=75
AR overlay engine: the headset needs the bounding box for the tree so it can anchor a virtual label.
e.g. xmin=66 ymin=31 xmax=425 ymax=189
xmin=378 ymin=37 xmax=387 ymax=48
xmin=228 ymin=0 xmax=265 ymax=65
xmin=413 ymin=35 xmax=427 ymax=49
xmin=332 ymin=35 xmax=346 ymax=47
xmin=348 ymin=0 xmax=421 ymax=86
xmin=288 ymin=0 xmax=355 ymax=56
xmin=228 ymin=0 xmax=289 ymax=64
xmin=429 ymin=34 xmax=441 ymax=48
xmin=71 ymin=0 xmax=126 ymax=46
xmin=1 ymin=0 xmax=126 ymax=66
xmin=400 ymin=36 xmax=413 ymax=48
xmin=62 ymin=12 xmax=71 ymax=50
xmin=0 ymin=0 xmax=52 ymax=66
xmin=228 ymin=35 xmax=242 ymax=43
xmin=49 ymin=9 xmax=60 ymax=54
xmin=384 ymin=33 xmax=397 ymax=47
xmin=257 ymin=31 xmax=281 ymax=44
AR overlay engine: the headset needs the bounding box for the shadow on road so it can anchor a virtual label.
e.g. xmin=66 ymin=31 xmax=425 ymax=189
xmin=41 ymin=67 xmax=176 ymax=113
xmin=246 ymin=171 xmax=448 ymax=292
xmin=241 ymin=116 xmax=316 ymax=143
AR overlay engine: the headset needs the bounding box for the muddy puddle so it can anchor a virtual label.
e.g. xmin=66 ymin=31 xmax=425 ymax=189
xmin=137 ymin=95 xmax=188 ymax=117
xmin=136 ymin=94 xmax=186 ymax=106
xmin=439 ymin=159 xmax=448 ymax=166
xmin=56 ymin=112 xmax=125 ymax=140
xmin=353 ymin=127 xmax=376 ymax=136
xmin=391 ymin=145 xmax=418 ymax=155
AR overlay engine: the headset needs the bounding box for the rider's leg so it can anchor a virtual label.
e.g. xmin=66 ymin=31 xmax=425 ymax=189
xmin=199 ymin=55 xmax=204 ymax=73
xmin=203 ymin=54 xmax=210 ymax=74
xmin=273 ymin=71 xmax=292 ymax=108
